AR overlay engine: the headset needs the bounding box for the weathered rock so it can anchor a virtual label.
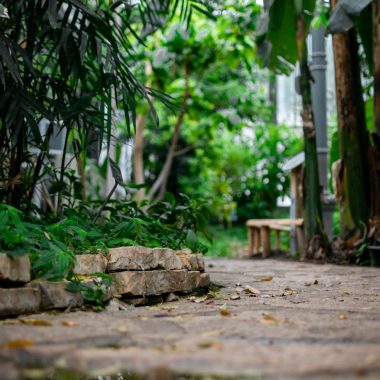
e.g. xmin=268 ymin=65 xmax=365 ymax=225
xmin=28 ymin=281 xmax=83 ymax=310
xmin=195 ymin=254 xmax=205 ymax=272
xmin=73 ymin=254 xmax=107 ymax=275
xmin=0 ymin=287 xmax=40 ymax=316
xmin=176 ymin=250 xmax=199 ymax=271
xmin=111 ymin=270 xmax=203 ymax=296
xmin=0 ymin=253 xmax=31 ymax=283
xmin=199 ymin=273 xmax=210 ymax=288
xmin=107 ymin=246 xmax=183 ymax=272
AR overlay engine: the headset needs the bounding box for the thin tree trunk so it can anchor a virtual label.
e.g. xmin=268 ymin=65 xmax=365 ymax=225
xmin=133 ymin=61 xmax=152 ymax=201
xmin=375 ymin=0 xmax=380 ymax=136
xmin=148 ymin=77 xmax=190 ymax=202
xmin=133 ymin=114 xmax=147 ymax=201
xmin=369 ymin=0 xmax=380 ymax=237
xmin=297 ymin=17 xmax=328 ymax=260
xmin=330 ymin=0 xmax=370 ymax=237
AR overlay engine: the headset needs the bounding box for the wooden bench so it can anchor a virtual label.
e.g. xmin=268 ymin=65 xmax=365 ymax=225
xmin=246 ymin=218 xmax=304 ymax=257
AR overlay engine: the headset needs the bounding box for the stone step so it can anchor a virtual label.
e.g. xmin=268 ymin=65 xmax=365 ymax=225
xmin=107 ymin=246 xmax=205 ymax=272
xmin=0 ymin=287 xmax=40 ymax=316
xmin=27 ymin=281 xmax=83 ymax=310
xmin=111 ymin=270 xmax=210 ymax=297
xmin=73 ymin=254 xmax=107 ymax=275
xmin=0 ymin=253 xmax=31 ymax=283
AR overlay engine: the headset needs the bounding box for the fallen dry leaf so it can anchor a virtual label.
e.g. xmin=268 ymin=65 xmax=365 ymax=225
xmin=338 ymin=313 xmax=347 ymax=320
xmin=4 ymin=340 xmax=34 ymax=349
xmin=260 ymin=312 xmax=283 ymax=325
xmin=282 ymin=287 xmax=297 ymax=296
xmin=230 ymin=294 xmax=240 ymax=300
xmin=19 ymin=319 xmax=52 ymax=327
xmin=61 ymin=321 xmax=79 ymax=327
xmin=219 ymin=304 xmax=231 ymax=316
xmin=113 ymin=326 xmax=128 ymax=333
xmin=197 ymin=340 xmax=214 ymax=349
xmin=340 ymin=289 xmax=352 ymax=295
xmin=244 ymin=285 xmax=261 ymax=295
xmin=254 ymin=276 xmax=273 ymax=282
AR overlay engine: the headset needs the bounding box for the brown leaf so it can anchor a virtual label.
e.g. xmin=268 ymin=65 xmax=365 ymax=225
xmin=254 ymin=276 xmax=273 ymax=282
xmin=19 ymin=319 xmax=52 ymax=326
xmin=244 ymin=285 xmax=261 ymax=295
xmin=4 ymin=340 xmax=34 ymax=349
xmin=282 ymin=287 xmax=297 ymax=296
xmin=260 ymin=312 xmax=283 ymax=325
xmin=219 ymin=304 xmax=230 ymax=316
xmin=61 ymin=321 xmax=79 ymax=327
xmin=338 ymin=313 xmax=347 ymax=320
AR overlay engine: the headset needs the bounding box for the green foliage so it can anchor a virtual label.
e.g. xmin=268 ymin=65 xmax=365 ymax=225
xmin=66 ymin=273 xmax=114 ymax=310
xmin=256 ymin=0 xmax=316 ymax=74
xmin=0 ymin=195 xmax=211 ymax=281
xmin=207 ymin=226 xmax=247 ymax=257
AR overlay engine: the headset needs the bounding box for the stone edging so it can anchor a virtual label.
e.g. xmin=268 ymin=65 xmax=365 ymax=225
xmin=0 ymin=247 xmax=210 ymax=316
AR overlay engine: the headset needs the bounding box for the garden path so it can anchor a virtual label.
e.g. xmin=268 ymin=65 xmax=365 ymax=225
xmin=1 ymin=258 xmax=380 ymax=380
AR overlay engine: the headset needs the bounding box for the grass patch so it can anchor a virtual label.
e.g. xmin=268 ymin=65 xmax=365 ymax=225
xmin=206 ymin=225 xmax=247 ymax=258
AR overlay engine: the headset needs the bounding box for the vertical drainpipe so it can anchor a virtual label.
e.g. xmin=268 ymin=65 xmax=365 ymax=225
xmin=310 ymin=24 xmax=335 ymax=239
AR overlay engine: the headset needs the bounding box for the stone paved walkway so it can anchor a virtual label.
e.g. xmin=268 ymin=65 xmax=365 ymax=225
xmin=1 ymin=258 xmax=380 ymax=380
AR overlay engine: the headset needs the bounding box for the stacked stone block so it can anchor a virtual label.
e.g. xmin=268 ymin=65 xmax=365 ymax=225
xmin=0 ymin=247 xmax=210 ymax=316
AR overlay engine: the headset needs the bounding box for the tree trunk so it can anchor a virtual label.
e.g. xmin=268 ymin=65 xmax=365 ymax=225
xmin=330 ymin=0 xmax=370 ymax=237
xmin=370 ymin=0 xmax=380 ymax=236
xmin=133 ymin=61 xmax=152 ymax=201
xmin=147 ymin=77 xmax=190 ymax=202
xmin=133 ymin=114 xmax=147 ymax=201
xmin=297 ymin=17 xmax=328 ymax=260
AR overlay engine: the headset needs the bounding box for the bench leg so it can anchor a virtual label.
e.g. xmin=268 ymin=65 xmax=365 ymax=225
xmin=261 ymin=226 xmax=271 ymax=258
xmin=253 ymin=228 xmax=260 ymax=254
xmin=248 ymin=227 xmax=254 ymax=256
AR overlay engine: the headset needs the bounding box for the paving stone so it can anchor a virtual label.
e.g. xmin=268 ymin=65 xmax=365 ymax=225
xmin=0 ymin=287 xmax=40 ymax=316
xmin=0 ymin=363 xmax=20 ymax=380
xmin=111 ymin=270 xmax=203 ymax=296
xmin=0 ymin=253 xmax=31 ymax=283
xmin=107 ymin=246 xmax=183 ymax=271
xmin=28 ymin=281 xmax=83 ymax=310
xmin=73 ymin=254 xmax=107 ymax=275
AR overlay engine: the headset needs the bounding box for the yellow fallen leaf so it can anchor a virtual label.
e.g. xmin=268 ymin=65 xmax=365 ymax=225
xmin=338 ymin=313 xmax=347 ymax=320
xmin=197 ymin=340 xmax=214 ymax=349
xmin=244 ymin=285 xmax=261 ymax=295
xmin=113 ymin=326 xmax=128 ymax=333
xmin=219 ymin=304 xmax=230 ymax=316
xmin=260 ymin=312 xmax=283 ymax=325
xmin=4 ymin=340 xmax=34 ymax=349
xmin=19 ymin=319 xmax=52 ymax=326
xmin=340 ymin=289 xmax=352 ymax=295
xmin=254 ymin=276 xmax=273 ymax=282
xmin=61 ymin=321 xmax=79 ymax=327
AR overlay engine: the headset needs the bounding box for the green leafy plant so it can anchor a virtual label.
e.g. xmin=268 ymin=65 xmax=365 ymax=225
xmin=66 ymin=273 xmax=115 ymax=311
